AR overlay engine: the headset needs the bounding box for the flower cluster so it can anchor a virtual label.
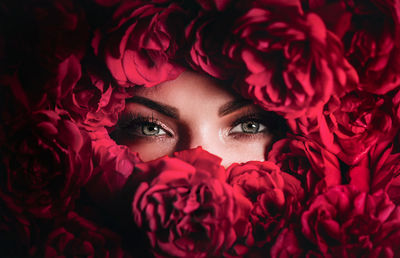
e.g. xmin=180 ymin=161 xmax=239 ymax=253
xmin=1 ymin=0 xmax=400 ymax=256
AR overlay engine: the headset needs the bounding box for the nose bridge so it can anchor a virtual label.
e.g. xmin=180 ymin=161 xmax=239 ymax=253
xmin=175 ymin=121 xmax=219 ymax=153
xmin=188 ymin=126 xmax=212 ymax=150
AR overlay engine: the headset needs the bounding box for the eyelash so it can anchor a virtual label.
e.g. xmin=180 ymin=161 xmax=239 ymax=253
xmin=117 ymin=113 xmax=172 ymax=137
xmin=116 ymin=113 xmax=269 ymax=139
xmin=228 ymin=114 xmax=269 ymax=138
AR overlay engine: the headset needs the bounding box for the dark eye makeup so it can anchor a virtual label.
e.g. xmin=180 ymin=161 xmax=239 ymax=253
xmin=115 ymin=113 xmax=173 ymax=138
xmin=112 ymin=110 xmax=276 ymax=143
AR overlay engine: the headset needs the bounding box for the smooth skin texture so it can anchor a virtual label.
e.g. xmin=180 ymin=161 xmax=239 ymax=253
xmin=112 ymin=70 xmax=280 ymax=167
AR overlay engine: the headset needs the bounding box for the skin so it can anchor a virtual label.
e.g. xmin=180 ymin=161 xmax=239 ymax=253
xmin=113 ymin=70 xmax=279 ymax=167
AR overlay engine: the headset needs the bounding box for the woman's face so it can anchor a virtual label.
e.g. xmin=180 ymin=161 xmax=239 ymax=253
xmin=113 ymin=70 xmax=282 ymax=167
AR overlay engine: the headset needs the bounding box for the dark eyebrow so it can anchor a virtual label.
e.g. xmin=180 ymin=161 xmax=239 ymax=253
xmin=125 ymin=96 xmax=179 ymax=119
xmin=218 ymin=99 xmax=252 ymax=117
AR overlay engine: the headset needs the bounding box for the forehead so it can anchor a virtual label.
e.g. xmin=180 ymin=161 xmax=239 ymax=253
xmin=132 ymin=70 xmax=239 ymax=105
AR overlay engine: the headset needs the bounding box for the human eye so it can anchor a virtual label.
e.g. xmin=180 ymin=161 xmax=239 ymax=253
xmin=132 ymin=121 xmax=167 ymax=136
xmin=228 ymin=115 xmax=269 ymax=135
xmin=116 ymin=113 xmax=172 ymax=138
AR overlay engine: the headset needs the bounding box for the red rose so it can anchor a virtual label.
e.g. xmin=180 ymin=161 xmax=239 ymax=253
xmin=60 ymin=60 xmax=129 ymax=128
xmin=0 ymin=0 xmax=88 ymax=109
xmin=93 ymin=1 xmax=187 ymax=87
xmin=85 ymin=127 xmax=141 ymax=205
xmin=224 ymin=6 xmax=357 ymax=118
xmin=0 ymin=110 xmax=93 ymax=218
xmin=304 ymin=0 xmax=400 ymax=94
xmin=289 ymin=90 xmax=397 ymax=165
xmin=0 ymin=197 xmax=35 ymax=257
xmin=42 ymin=212 xmax=127 ymax=258
xmin=394 ymin=89 xmax=400 ymax=123
xmin=132 ymin=148 xmax=253 ymax=257
xmin=227 ymin=161 xmax=304 ymax=246
xmin=194 ymin=0 xmax=233 ymax=11
xmin=341 ymin=0 xmax=400 ymax=94
xmin=270 ymin=227 xmax=304 ymax=258
xmin=185 ymin=11 xmax=241 ymax=79
xmin=267 ymin=136 xmax=341 ymax=196
xmin=92 ymin=0 xmax=122 ymax=7
xmin=347 ymin=136 xmax=400 ymax=199
xmin=302 ymin=185 xmax=400 ymax=256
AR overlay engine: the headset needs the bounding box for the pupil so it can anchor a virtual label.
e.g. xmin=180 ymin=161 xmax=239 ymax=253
xmin=242 ymin=122 xmax=259 ymax=133
xmin=142 ymin=124 xmax=159 ymax=135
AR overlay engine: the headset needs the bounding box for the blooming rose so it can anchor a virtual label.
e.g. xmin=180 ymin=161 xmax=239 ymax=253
xmin=41 ymin=212 xmax=127 ymax=257
xmin=0 ymin=110 xmax=93 ymax=218
xmin=60 ymin=59 xmax=129 ymax=128
xmin=0 ymin=0 xmax=88 ymax=109
xmin=341 ymin=0 xmax=400 ymax=94
xmin=194 ymin=0 xmax=233 ymax=11
xmin=394 ymin=88 xmax=400 ymax=123
xmin=289 ymin=90 xmax=397 ymax=165
xmin=0 ymin=196 xmax=34 ymax=257
xmin=84 ymin=127 xmax=141 ymax=205
xmin=268 ymin=136 xmax=341 ymax=196
xmin=227 ymin=161 xmax=304 ymax=246
xmin=270 ymin=227 xmax=304 ymax=258
xmin=92 ymin=0 xmax=122 ymax=7
xmin=303 ymin=0 xmax=400 ymax=94
xmin=361 ymin=140 xmax=398 ymax=193
xmin=185 ymin=11 xmax=241 ymax=79
xmin=302 ymin=185 xmax=400 ymax=256
xmin=93 ymin=1 xmax=188 ymax=87
xmin=224 ymin=6 xmax=357 ymax=118
xmin=132 ymin=148 xmax=253 ymax=257
xmin=347 ymin=136 xmax=400 ymax=201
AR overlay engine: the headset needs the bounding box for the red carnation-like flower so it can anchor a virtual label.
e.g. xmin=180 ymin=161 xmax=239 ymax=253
xmin=0 ymin=110 xmax=93 ymax=218
xmin=227 ymin=161 xmax=304 ymax=246
xmin=0 ymin=0 xmax=88 ymax=109
xmin=132 ymin=148 xmax=253 ymax=257
xmin=0 ymin=197 xmax=35 ymax=257
xmin=224 ymin=6 xmax=357 ymax=118
xmin=60 ymin=60 xmax=129 ymax=128
xmin=93 ymin=1 xmax=187 ymax=87
xmin=394 ymin=89 xmax=400 ymax=123
xmin=348 ymin=137 xmax=400 ymax=199
xmin=270 ymin=227 xmax=304 ymax=258
xmin=185 ymin=11 xmax=240 ymax=80
xmin=342 ymin=0 xmax=400 ymax=94
xmin=289 ymin=90 xmax=397 ymax=165
xmin=302 ymin=185 xmax=400 ymax=257
xmin=41 ymin=212 xmax=127 ymax=258
xmin=268 ymin=136 xmax=341 ymax=196
xmin=302 ymin=0 xmax=400 ymax=94
xmin=85 ymin=127 xmax=141 ymax=205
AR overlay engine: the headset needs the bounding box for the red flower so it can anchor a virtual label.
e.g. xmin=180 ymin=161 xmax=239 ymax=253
xmin=227 ymin=161 xmax=304 ymax=246
xmin=267 ymin=136 xmax=341 ymax=196
xmin=0 ymin=110 xmax=93 ymax=218
xmin=85 ymin=127 xmax=141 ymax=205
xmin=224 ymin=6 xmax=357 ymax=118
xmin=348 ymin=136 xmax=400 ymax=199
xmin=42 ymin=212 xmax=126 ymax=257
xmin=194 ymin=0 xmax=234 ymax=11
xmin=60 ymin=61 xmax=129 ymax=128
xmin=303 ymin=0 xmax=400 ymax=94
xmin=270 ymin=227 xmax=304 ymax=258
xmin=289 ymin=90 xmax=397 ymax=165
xmin=185 ymin=11 xmax=241 ymax=79
xmin=93 ymin=1 xmax=187 ymax=87
xmin=0 ymin=0 xmax=88 ymax=109
xmin=302 ymin=185 xmax=400 ymax=256
xmin=0 ymin=197 xmax=35 ymax=257
xmin=132 ymin=148 xmax=253 ymax=257
xmin=341 ymin=0 xmax=400 ymax=94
